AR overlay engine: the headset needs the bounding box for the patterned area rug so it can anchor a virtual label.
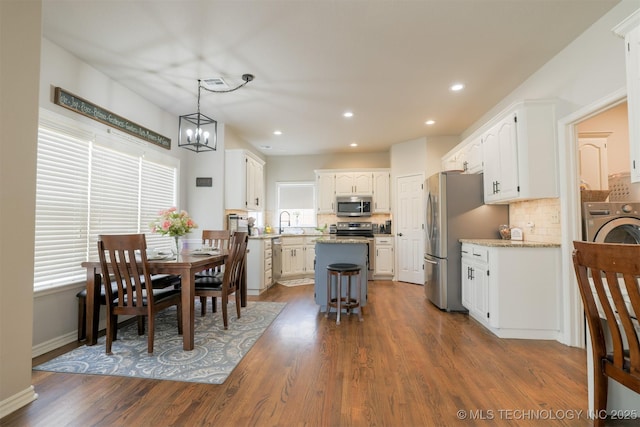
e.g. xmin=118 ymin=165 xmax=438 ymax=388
xmin=34 ymin=301 xmax=286 ymax=384
xmin=277 ymin=278 xmax=315 ymax=287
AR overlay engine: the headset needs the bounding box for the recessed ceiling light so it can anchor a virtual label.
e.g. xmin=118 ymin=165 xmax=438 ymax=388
xmin=343 ymin=111 xmax=354 ymax=118
xmin=450 ymin=83 xmax=465 ymax=92
xmin=273 ymin=130 xmax=282 ymax=135
xmin=425 ymin=120 xmax=436 ymax=125
xmin=260 ymin=145 xmax=272 ymax=150
xmin=350 ymin=143 xmax=358 ymax=147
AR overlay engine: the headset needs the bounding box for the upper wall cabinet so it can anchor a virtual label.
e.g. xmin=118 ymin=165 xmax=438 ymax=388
xmin=441 ymin=136 xmax=482 ymax=174
xmin=334 ymin=172 xmax=373 ymax=196
xmin=225 ymin=149 xmax=265 ymax=211
xmin=372 ymin=171 xmax=391 ymax=213
xmin=614 ymin=10 xmax=640 ymax=183
xmin=482 ymin=100 xmax=558 ymax=204
xmin=464 ymin=136 xmax=484 ymax=174
xmin=315 ymin=169 xmax=390 ymax=214
xmin=316 ymin=172 xmax=336 ymax=214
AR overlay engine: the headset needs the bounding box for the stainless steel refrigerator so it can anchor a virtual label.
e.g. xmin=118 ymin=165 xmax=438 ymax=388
xmin=424 ymin=171 xmax=508 ymax=311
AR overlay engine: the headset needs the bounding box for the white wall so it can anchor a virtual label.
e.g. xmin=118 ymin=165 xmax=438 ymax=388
xmin=462 ymin=2 xmax=635 ymax=140
xmin=0 ymin=0 xmax=41 ymax=417
xmin=185 ymin=124 xmax=226 ymax=231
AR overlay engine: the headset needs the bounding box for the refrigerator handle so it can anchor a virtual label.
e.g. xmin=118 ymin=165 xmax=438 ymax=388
xmin=424 ymin=258 xmax=438 ymax=265
xmin=426 ymin=193 xmax=435 ymax=241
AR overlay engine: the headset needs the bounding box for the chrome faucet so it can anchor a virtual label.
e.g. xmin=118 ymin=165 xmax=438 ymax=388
xmin=279 ymin=210 xmax=291 ymax=234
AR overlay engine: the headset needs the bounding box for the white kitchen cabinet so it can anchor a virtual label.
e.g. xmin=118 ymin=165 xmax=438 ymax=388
xmin=441 ymin=136 xmax=482 ymax=174
xmin=614 ymin=11 xmax=640 ymax=183
xmin=463 ymin=136 xmax=483 ymax=174
xmin=482 ymin=113 xmax=519 ymax=202
xmin=482 ymin=100 xmax=557 ymax=203
xmin=460 ymin=241 xmax=560 ymax=340
xmin=372 ymin=171 xmax=390 ymax=213
xmin=247 ymin=237 xmax=273 ymax=295
xmin=316 ymin=169 xmax=390 ymax=212
xmin=374 ymin=236 xmax=394 ymax=278
xmin=246 ymin=155 xmax=264 ymax=211
xmin=442 ymin=149 xmax=463 ymax=171
xmin=335 ymin=172 xmax=373 ymax=196
xmin=304 ymin=235 xmax=319 ymax=274
xmin=279 ymin=236 xmax=316 ymax=278
xmin=316 ymin=172 xmax=335 ymax=214
xmin=460 ymin=243 xmax=490 ymax=325
xmin=225 ymin=149 xmax=265 ymax=211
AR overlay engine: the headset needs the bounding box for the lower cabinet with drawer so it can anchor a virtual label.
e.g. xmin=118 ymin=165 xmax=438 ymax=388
xmin=247 ymin=237 xmax=274 ymax=295
xmin=374 ymin=236 xmax=394 ymax=279
xmin=460 ymin=241 xmax=560 ymax=340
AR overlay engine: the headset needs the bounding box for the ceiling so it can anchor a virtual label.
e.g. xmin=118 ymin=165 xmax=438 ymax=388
xmin=41 ymin=0 xmax=620 ymax=156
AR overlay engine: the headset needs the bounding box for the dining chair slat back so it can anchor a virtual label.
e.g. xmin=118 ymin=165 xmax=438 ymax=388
xmin=572 ymin=240 xmax=640 ymax=426
xmin=196 ymin=229 xmax=232 ymax=314
xmin=98 ymin=233 xmax=182 ymax=354
xmin=194 ymin=231 xmax=248 ymax=329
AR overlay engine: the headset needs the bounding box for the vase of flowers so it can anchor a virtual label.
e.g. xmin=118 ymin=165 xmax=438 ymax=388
xmin=150 ymin=207 xmax=198 ymax=256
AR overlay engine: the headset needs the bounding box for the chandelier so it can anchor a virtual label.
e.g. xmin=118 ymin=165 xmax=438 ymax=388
xmin=178 ymin=74 xmax=254 ymax=153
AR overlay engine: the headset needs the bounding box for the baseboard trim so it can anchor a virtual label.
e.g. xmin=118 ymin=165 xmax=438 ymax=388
xmin=32 ymin=332 xmax=77 ymax=358
xmin=0 ymin=385 xmax=38 ymax=419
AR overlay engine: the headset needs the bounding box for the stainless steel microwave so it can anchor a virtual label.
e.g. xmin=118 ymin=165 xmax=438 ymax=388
xmin=336 ymin=196 xmax=372 ymax=217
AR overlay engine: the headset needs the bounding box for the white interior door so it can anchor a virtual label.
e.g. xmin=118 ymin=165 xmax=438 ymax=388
xmin=578 ymin=138 xmax=608 ymax=189
xmin=396 ymin=174 xmax=425 ymax=284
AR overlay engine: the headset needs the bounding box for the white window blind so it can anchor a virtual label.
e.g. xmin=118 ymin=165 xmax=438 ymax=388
xmin=34 ymin=127 xmax=91 ymax=288
xmin=87 ymin=144 xmax=141 ymax=261
xmin=276 ymin=182 xmax=316 ymax=227
xmin=141 ymin=159 xmax=177 ymax=250
xmin=33 ymin=119 xmax=178 ymax=291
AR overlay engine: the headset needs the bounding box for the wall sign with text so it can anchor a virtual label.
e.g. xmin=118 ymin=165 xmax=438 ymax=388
xmin=54 ymin=87 xmax=171 ymax=149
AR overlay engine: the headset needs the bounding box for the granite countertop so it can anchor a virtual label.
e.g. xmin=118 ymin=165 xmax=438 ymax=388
xmin=248 ymin=233 xmax=328 ymax=240
xmin=316 ymin=236 xmax=369 ymax=244
xmin=459 ymin=238 xmax=560 ymax=248
xmin=248 ymin=235 xmax=279 ymax=240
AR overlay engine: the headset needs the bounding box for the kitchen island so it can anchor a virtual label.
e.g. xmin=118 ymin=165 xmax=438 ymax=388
xmin=314 ymin=237 xmax=368 ymax=313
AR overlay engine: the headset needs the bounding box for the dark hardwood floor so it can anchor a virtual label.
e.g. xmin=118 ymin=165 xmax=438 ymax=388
xmin=2 ymin=280 xmax=627 ymax=426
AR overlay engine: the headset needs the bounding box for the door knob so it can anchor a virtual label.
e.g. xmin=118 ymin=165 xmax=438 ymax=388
xmin=398 ymin=233 xmax=403 ymax=236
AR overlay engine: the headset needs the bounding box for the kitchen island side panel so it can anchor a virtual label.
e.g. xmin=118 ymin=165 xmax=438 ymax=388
xmin=314 ymin=242 xmax=368 ymax=312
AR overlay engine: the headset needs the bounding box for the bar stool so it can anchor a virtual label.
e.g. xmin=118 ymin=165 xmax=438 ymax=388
xmin=326 ymin=263 xmax=363 ymax=324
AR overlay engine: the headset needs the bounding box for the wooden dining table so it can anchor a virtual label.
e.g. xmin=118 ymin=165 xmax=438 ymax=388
xmin=81 ymin=249 xmax=247 ymax=351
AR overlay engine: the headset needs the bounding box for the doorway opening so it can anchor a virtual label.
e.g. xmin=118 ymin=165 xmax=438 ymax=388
xmin=559 ymin=88 xmax=627 ymax=348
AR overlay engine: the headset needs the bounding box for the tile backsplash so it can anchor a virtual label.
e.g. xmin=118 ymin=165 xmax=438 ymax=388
xmin=508 ymin=198 xmax=561 ymax=244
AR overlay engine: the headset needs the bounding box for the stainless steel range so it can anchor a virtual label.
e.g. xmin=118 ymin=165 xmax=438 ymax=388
xmin=336 ymin=221 xmax=373 ymax=237
xmin=336 ymin=222 xmax=374 ymax=279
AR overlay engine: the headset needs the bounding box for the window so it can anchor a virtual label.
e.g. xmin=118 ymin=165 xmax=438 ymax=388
xmin=276 ymin=182 xmax=316 ymax=228
xmin=33 ymin=112 xmax=178 ymax=290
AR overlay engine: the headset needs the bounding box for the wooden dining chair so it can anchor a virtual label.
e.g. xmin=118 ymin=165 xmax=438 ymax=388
xmin=572 ymin=241 xmax=640 ymax=426
xmin=194 ymin=231 xmax=248 ymax=329
xmin=202 ymin=229 xmax=231 ymax=250
xmin=196 ymin=229 xmax=232 ymax=314
xmin=98 ymin=233 xmax=182 ymax=354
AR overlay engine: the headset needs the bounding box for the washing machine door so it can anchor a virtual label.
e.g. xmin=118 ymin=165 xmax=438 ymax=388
xmin=594 ymin=217 xmax=640 ymax=244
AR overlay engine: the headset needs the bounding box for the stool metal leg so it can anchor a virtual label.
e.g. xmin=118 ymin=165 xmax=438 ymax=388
xmin=326 ymin=269 xmax=331 ymax=319
xmin=336 ymin=272 xmax=342 ymax=325
xmin=356 ymin=271 xmax=363 ymax=321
